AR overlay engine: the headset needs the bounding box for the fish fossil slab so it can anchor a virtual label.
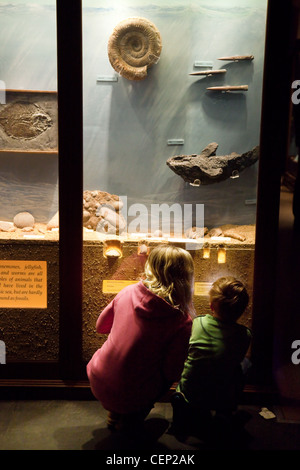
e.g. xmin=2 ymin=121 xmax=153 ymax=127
xmin=0 ymin=101 xmax=52 ymax=139
xmin=166 ymin=142 xmax=259 ymax=185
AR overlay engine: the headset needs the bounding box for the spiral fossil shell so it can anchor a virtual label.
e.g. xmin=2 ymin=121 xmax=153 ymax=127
xmin=108 ymin=17 xmax=162 ymax=81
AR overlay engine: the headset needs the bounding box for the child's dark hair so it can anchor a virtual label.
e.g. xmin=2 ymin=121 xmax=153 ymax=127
xmin=209 ymin=276 xmax=249 ymax=322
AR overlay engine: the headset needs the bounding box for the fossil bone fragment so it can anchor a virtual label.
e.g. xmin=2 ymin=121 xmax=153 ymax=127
xmin=208 ymin=228 xmax=223 ymax=237
xmin=185 ymin=226 xmax=208 ymax=239
xmin=223 ymin=230 xmax=246 ymax=242
xmin=189 ymin=69 xmax=227 ymax=76
xmin=96 ymin=205 xmax=126 ymax=235
xmin=166 ymin=143 xmax=259 ymax=185
xmin=207 ymin=85 xmax=248 ymax=91
xmin=218 ymin=55 xmax=254 ymax=61
xmin=107 ymin=17 xmax=162 ymax=81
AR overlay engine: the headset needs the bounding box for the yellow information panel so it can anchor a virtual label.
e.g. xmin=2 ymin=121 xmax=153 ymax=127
xmin=102 ymin=280 xmax=138 ymax=294
xmin=102 ymin=280 xmax=212 ymax=296
xmin=194 ymin=282 xmax=212 ymax=296
xmin=0 ymin=260 xmax=47 ymax=308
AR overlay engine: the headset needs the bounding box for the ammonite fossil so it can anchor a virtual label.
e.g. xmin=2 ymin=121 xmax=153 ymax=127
xmin=107 ymin=17 xmax=162 ymax=81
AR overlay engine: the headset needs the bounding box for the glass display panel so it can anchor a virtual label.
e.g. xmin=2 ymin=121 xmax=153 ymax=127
xmin=0 ymin=1 xmax=59 ymax=362
xmin=82 ymin=0 xmax=268 ymax=360
xmin=0 ymin=0 xmax=268 ymax=368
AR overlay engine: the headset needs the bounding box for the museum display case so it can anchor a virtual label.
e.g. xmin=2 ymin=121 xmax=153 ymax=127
xmin=80 ymin=0 xmax=266 ymax=363
xmin=0 ymin=1 xmax=60 ymax=375
xmin=0 ymin=0 xmax=294 ymax=391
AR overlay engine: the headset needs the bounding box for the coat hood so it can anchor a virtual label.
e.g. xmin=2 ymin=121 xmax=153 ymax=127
xmin=130 ymin=281 xmax=185 ymax=319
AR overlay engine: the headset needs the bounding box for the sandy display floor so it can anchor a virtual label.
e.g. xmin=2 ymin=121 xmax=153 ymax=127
xmin=0 ymin=222 xmax=255 ymax=247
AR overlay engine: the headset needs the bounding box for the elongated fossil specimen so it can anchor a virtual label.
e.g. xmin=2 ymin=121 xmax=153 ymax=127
xmin=207 ymin=85 xmax=248 ymax=91
xmin=166 ymin=142 xmax=259 ymax=185
xmin=223 ymin=230 xmax=246 ymax=242
xmin=218 ymin=55 xmax=254 ymax=61
xmin=189 ymin=69 xmax=227 ymax=76
xmin=107 ymin=17 xmax=162 ymax=81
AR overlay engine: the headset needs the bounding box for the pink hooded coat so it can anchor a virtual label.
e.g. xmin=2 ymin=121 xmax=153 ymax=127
xmin=86 ymin=281 xmax=192 ymax=414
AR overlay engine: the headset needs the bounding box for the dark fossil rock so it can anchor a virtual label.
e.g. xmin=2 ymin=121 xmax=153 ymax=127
xmin=166 ymin=143 xmax=259 ymax=185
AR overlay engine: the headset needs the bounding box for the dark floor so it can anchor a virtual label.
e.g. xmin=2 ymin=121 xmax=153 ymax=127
xmin=0 ymin=399 xmax=300 ymax=451
xmin=1 ymin=186 xmax=300 ymax=455
xmin=272 ymin=186 xmax=300 ymax=403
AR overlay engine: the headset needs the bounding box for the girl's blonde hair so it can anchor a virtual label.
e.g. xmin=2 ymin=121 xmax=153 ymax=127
xmin=143 ymin=245 xmax=195 ymax=314
xmin=209 ymin=276 xmax=249 ymax=322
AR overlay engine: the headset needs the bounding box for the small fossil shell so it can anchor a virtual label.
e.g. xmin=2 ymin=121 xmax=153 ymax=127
xmin=108 ymin=17 xmax=162 ymax=81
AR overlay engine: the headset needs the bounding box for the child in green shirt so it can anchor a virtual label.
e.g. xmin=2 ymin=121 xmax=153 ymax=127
xmin=170 ymin=276 xmax=252 ymax=440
